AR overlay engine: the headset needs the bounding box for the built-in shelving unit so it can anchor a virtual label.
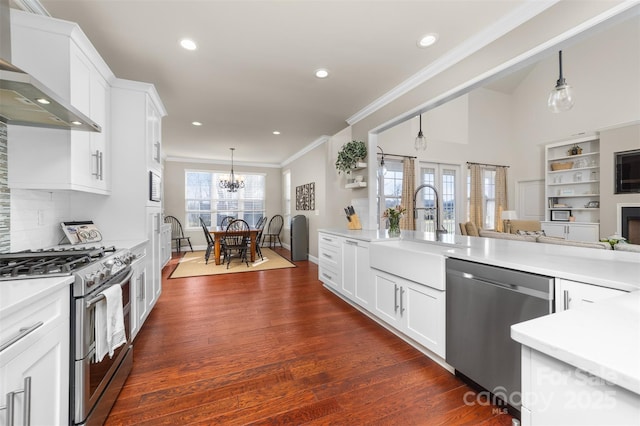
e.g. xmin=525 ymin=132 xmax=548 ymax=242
xmin=542 ymin=135 xmax=600 ymax=241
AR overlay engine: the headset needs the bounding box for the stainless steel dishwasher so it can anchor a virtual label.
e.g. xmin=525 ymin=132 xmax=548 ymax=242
xmin=445 ymin=258 xmax=554 ymax=416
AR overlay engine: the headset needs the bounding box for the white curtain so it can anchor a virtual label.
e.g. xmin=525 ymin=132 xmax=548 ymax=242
xmin=400 ymin=158 xmax=415 ymax=230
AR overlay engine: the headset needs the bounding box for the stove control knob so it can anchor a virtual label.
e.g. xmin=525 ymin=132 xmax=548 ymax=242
xmin=84 ymin=274 xmax=95 ymax=287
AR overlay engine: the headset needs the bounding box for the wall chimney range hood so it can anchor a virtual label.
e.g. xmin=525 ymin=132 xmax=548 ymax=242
xmin=0 ymin=0 xmax=101 ymax=132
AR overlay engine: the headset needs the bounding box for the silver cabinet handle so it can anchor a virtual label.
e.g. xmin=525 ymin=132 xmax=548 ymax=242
xmin=563 ymin=290 xmax=571 ymax=310
xmin=0 ymin=377 xmax=31 ymax=426
xmin=400 ymin=286 xmax=405 ymax=315
xmin=98 ymin=151 xmax=103 ymax=180
xmin=0 ymin=322 xmax=44 ymax=353
xmin=138 ymin=271 xmax=146 ymax=299
xmin=394 ymin=284 xmax=399 ymax=313
xmin=92 ymin=149 xmax=100 ymax=178
xmin=322 ymin=253 xmax=333 ymax=259
xmin=345 ymin=240 xmax=358 ymax=246
xmin=321 ymin=237 xmax=333 ymax=243
xmin=154 ymin=141 xmax=161 ymax=163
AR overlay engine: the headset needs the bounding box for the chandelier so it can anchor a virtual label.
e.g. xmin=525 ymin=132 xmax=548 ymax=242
xmin=219 ymin=148 xmax=245 ymax=192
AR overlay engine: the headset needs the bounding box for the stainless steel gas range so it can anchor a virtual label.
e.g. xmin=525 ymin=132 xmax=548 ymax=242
xmin=0 ymin=246 xmax=136 ymax=425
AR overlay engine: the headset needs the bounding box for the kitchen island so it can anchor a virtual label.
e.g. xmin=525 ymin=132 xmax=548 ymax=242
xmin=318 ymin=228 xmax=640 ymax=424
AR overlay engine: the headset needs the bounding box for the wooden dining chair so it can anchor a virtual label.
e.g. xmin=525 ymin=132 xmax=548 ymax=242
xmin=254 ymin=216 xmax=268 ymax=260
xmin=199 ymin=217 xmax=216 ymax=264
xmin=220 ymin=216 xmax=235 ymax=228
xmin=164 ymin=215 xmax=193 ymax=254
xmin=221 ymin=219 xmax=251 ymax=269
xmin=262 ymin=215 xmax=284 ymax=249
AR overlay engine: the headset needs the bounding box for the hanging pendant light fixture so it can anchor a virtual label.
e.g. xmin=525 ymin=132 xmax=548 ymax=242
xmin=548 ymin=50 xmax=574 ymax=113
xmin=377 ymin=146 xmax=387 ymax=176
xmin=219 ymin=148 xmax=245 ymax=192
xmin=414 ymin=114 xmax=427 ymax=151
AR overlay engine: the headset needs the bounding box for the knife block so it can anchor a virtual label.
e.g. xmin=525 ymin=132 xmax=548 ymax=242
xmin=347 ymin=214 xmax=362 ymax=230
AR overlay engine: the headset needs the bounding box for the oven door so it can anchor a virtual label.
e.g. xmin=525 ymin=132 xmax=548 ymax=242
xmin=74 ymin=268 xmax=132 ymax=423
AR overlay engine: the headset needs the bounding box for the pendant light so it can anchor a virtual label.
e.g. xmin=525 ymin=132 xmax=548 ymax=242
xmin=548 ymin=50 xmax=574 ymax=113
xmin=219 ymin=148 xmax=245 ymax=192
xmin=377 ymin=146 xmax=387 ymax=176
xmin=414 ymin=114 xmax=427 ymax=151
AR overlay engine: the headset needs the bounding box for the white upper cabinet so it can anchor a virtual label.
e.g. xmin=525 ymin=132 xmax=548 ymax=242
xmin=7 ymin=11 xmax=112 ymax=194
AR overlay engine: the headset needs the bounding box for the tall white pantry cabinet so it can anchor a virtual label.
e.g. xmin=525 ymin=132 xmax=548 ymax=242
xmin=107 ymin=79 xmax=167 ymax=334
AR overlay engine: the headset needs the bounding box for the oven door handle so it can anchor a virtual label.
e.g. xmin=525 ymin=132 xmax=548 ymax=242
xmin=85 ymin=268 xmax=134 ymax=309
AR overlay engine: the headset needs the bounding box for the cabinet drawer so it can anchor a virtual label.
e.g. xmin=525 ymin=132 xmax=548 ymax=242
xmin=0 ymin=287 xmax=69 ymax=356
xmin=319 ymin=243 xmax=341 ymax=270
xmin=319 ymin=265 xmax=341 ymax=289
xmin=319 ymin=233 xmax=340 ymax=248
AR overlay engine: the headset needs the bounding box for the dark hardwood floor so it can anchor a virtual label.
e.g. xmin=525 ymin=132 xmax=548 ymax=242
xmin=106 ymin=248 xmax=513 ymax=425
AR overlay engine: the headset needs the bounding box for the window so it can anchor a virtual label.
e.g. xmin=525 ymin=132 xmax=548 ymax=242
xmin=185 ymin=170 xmax=266 ymax=228
xmin=467 ymin=167 xmax=496 ymax=229
xmin=283 ymin=170 xmax=291 ymax=229
xmin=419 ymin=163 xmax=460 ymax=234
xmin=377 ymin=159 xmax=404 ymax=223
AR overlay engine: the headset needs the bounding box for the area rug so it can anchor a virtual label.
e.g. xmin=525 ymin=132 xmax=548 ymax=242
xmin=169 ymin=248 xmax=296 ymax=278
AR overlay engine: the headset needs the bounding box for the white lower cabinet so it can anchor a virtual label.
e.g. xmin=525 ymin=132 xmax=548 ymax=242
xmin=342 ymin=239 xmax=372 ymax=307
xmin=0 ymin=286 xmax=70 ymax=426
xmin=318 ymin=233 xmax=342 ymax=291
xmin=372 ymin=268 xmax=445 ymax=358
xmin=555 ymin=278 xmax=626 ymax=312
xmin=130 ymin=244 xmax=148 ymax=340
xmin=541 ymin=222 xmax=600 ymax=242
xmin=521 ymin=346 xmax=640 ymax=426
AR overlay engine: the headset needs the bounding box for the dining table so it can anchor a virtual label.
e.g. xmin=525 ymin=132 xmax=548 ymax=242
xmin=209 ymin=227 xmax=261 ymax=266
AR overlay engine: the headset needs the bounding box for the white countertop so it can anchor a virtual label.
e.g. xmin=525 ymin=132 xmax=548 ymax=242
xmin=0 ymin=275 xmax=74 ymax=318
xmin=320 ymin=228 xmax=640 ymax=292
xmin=511 ymin=291 xmax=640 ymax=395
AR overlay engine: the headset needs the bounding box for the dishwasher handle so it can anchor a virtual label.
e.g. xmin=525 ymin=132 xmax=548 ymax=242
xmin=448 ymin=269 xmax=553 ymax=300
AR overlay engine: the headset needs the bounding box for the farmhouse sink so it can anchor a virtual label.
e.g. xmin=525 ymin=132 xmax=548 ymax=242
xmin=370 ymin=240 xmax=455 ymax=290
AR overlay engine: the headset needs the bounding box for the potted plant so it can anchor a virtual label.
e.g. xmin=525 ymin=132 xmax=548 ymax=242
xmin=335 ymin=140 xmax=367 ymax=174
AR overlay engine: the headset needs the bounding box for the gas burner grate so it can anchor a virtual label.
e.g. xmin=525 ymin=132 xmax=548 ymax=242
xmin=0 ymin=246 xmax=117 ymax=279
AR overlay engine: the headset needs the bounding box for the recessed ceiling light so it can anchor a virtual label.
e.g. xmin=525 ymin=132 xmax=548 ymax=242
xmin=417 ymin=33 xmax=439 ymax=48
xmin=180 ymin=38 xmax=197 ymax=51
xmin=192 ymin=121 xmax=202 ymax=126
xmin=36 ymin=98 xmax=50 ymax=105
xmin=71 ymin=121 xmax=82 ymax=126
xmin=272 ymin=131 xmax=280 ymax=135
xmin=315 ymin=68 xmax=329 ymax=79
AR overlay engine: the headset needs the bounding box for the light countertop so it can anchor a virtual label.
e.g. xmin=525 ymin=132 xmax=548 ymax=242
xmin=511 ymin=291 xmax=640 ymax=395
xmin=320 ymin=228 xmax=640 ymax=292
xmin=0 ymin=275 xmax=74 ymax=318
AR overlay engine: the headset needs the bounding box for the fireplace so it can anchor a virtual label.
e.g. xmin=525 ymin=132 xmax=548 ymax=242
xmin=618 ymin=204 xmax=640 ymax=244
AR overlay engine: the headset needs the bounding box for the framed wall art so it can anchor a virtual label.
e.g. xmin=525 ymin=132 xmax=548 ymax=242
xmin=295 ymin=182 xmax=315 ymax=210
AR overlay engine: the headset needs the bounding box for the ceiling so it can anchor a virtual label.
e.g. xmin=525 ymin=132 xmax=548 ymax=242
xmin=18 ymin=1 xmax=537 ymax=165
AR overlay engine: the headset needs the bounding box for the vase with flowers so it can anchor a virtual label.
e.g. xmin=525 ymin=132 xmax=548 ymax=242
xmin=383 ymin=205 xmax=406 ymax=236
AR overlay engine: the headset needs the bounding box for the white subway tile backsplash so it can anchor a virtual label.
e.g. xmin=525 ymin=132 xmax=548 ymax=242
xmin=10 ymin=188 xmax=71 ymax=251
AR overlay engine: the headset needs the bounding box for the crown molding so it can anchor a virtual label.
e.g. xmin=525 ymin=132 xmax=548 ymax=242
xmin=280 ymin=135 xmax=330 ymax=167
xmin=165 ymin=156 xmax=281 ymax=168
xmin=346 ymin=0 xmax=560 ymax=126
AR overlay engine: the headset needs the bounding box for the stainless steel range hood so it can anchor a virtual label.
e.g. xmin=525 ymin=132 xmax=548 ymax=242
xmin=0 ymin=0 xmax=101 ymax=132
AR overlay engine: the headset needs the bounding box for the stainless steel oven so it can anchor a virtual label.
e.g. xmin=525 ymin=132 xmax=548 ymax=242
xmin=0 ymin=246 xmax=136 ymax=425
xmin=73 ymin=266 xmax=133 ymax=426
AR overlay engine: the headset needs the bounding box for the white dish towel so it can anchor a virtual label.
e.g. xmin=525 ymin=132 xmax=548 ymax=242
xmin=94 ymin=284 xmax=127 ymax=363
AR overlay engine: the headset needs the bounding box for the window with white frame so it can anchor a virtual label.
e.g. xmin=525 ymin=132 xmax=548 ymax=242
xmin=283 ymin=170 xmax=291 ymax=229
xmin=419 ymin=163 xmax=460 ymax=234
xmin=185 ymin=170 xmax=266 ymax=228
xmin=466 ymin=167 xmax=496 ymax=229
xmin=377 ymin=159 xmax=403 ymax=225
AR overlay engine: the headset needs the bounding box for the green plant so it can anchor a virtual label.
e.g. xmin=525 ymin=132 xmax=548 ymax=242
xmin=335 ymin=140 xmax=367 ymax=174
